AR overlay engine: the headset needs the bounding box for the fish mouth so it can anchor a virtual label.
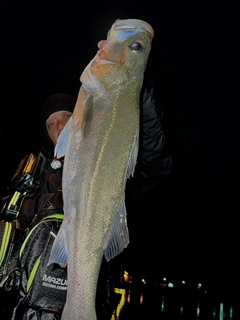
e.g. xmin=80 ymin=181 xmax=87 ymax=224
xmin=94 ymin=54 xmax=120 ymax=65
xmin=95 ymin=49 xmax=121 ymax=65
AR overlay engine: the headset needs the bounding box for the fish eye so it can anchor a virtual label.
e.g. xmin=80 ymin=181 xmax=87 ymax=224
xmin=128 ymin=42 xmax=143 ymax=52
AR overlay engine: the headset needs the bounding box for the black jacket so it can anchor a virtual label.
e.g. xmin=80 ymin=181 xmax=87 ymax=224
xmin=126 ymin=78 xmax=172 ymax=199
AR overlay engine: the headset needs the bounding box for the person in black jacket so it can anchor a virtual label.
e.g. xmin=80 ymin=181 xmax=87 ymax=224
xmin=0 ymin=93 xmax=77 ymax=320
xmin=0 ymin=75 xmax=172 ymax=319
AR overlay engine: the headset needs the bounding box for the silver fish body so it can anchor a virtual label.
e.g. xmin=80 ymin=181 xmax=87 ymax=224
xmin=49 ymin=18 xmax=154 ymax=320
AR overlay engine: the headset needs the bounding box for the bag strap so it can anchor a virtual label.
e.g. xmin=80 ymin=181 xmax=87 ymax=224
xmin=0 ymin=222 xmax=13 ymax=267
xmin=19 ymin=214 xmax=64 ymax=259
xmin=0 ymin=220 xmax=20 ymax=267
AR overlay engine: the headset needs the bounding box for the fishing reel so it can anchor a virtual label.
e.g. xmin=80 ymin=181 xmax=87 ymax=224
xmin=8 ymin=153 xmax=43 ymax=194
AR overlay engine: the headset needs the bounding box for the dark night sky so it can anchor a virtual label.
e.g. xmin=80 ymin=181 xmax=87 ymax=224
xmin=0 ymin=0 xmax=239 ymax=284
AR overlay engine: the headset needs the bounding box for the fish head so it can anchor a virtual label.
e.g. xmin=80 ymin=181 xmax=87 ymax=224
xmin=80 ymin=19 xmax=154 ymax=92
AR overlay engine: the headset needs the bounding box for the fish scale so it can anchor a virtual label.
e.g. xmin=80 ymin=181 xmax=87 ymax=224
xmin=48 ymin=18 xmax=154 ymax=319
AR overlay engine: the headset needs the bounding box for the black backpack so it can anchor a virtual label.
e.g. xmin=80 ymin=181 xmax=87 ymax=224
xmin=11 ymin=214 xmax=67 ymax=320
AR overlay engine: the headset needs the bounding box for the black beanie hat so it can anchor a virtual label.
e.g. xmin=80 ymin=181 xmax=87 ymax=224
xmin=41 ymin=93 xmax=77 ymax=124
xmin=40 ymin=93 xmax=77 ymax=157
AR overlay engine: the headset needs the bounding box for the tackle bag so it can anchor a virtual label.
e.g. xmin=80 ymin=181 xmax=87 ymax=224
xmin=11 ymin=214 xmax=67 ymax=320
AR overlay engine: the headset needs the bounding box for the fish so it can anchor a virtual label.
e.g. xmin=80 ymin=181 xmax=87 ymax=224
xmin=48 ymin=18 xmax=154 ymax=320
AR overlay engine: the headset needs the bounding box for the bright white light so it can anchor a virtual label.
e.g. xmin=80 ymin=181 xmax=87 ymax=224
xmin=197 ymin=283 xmax=202 ymax=289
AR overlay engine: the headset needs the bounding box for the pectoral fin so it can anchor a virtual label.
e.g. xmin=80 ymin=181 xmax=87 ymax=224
xmin=54 ymin=117 xmax=72 ymax=159
xmin=48 ymin=223 xmax=68 ymax=268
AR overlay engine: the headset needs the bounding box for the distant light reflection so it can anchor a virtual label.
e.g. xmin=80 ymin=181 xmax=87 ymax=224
xmin=110 ymin=272 xmax=234 ymax=320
